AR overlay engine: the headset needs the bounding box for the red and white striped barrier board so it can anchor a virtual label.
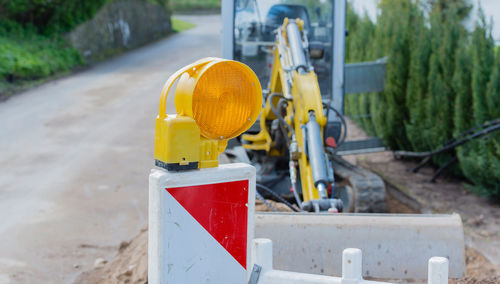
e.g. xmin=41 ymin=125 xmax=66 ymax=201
xmin=149 ymin=163 xmax=256 ymax=283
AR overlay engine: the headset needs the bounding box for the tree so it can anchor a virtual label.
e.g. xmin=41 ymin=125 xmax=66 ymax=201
xmin=423 ymin=4 xmax=465 ymax=167
xmin=457 ymin=14 xmax=498 ymax=197
xmin=405 ymin=4 xmax=431 ymax=151
xmin=477 ymin=43 xmax=500 ymax=197
xmin=470 ymin=12 xmax=494 ymax=125
xmin=344 ymin=6 xmax=377 ymax=132
xmin=351 ymin=14 xmax=376 ymax=131
xmin=453 ymin=38 xmax=472 ymax=136
xmin=452 ymin=36 xmax=472 ymax=179
xmin=346 ymin=0 xmax=499 ymax=197
xmin=344 ymin=2 xmax=359 ymax=121
xmin=425 ymin=0 xmax=472 ymax=19
xmin=345 ymin=2 xmax=360 ymax=63
xmin=368 ymin=0 xmax=417 ymax=148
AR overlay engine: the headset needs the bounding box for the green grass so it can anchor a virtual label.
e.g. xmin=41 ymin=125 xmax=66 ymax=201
xmin=0 ymin=21 xmax=84 ymax=98
xmin=0 ymin=36 xmax=83 ymax=81
xmin=171 ymin=0 xmax=220 ymax=11
xmin=172 ymin=17 xmax=196 ymax=32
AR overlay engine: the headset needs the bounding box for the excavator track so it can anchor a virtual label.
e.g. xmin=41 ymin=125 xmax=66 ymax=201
xmin=332 ymin=156 xmax=386 ymax=213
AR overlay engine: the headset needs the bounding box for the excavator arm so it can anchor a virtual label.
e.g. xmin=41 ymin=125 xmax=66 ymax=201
xmin=243 ymin=18 xmax=341 ymax=212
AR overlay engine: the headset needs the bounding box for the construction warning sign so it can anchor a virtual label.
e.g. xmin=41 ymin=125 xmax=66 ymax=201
xmin=167 ymin=179 xmax=249 ymax=268
xmin=148 ymin=163 xmax=256 ymax=283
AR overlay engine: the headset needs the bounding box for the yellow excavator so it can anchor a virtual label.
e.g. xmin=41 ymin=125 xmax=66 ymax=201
xmin=225 ymin=0 xmax=387 ymax=212
xmin=242 ymin=18 xmax=342 ymax=212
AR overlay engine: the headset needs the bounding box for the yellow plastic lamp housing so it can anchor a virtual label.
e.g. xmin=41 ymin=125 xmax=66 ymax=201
xmin=154 ymin=58 xmax=262 ymax=171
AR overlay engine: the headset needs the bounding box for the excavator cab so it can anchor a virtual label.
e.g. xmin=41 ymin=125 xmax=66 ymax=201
xmin=262 ymin=4 xmax=312 ymax=41
xmin=232 ymin=0 xmax=334 ymax=102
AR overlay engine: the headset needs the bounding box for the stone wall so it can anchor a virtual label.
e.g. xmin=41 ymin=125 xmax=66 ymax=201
xmin=67 ymin=0 xmax=171 ymax=62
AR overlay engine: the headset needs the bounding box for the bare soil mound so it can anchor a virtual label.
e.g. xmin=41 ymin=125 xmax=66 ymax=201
xmin=74 ymin=228 xmax=148 ymax=284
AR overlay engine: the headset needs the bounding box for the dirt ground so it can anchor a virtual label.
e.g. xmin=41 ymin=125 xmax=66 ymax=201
xmin=74 ymin=215 xmax=498 ymax=284
xmin=74 ymin=119 xmax=499 ymax=283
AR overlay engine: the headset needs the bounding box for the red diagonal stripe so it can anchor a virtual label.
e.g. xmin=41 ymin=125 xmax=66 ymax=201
xmin=166 ymin=180 xmax=249 ymax=268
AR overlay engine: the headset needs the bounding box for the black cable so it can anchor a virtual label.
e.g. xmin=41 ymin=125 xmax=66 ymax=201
xmin=256 ymin=183 xmax=301 ymax=212
xmin=439 ymin=118 xmax=500 ymax=150
xmin=394 ymin=122 xmax=500 ymax=158
xmin=323 ymin=103 xmax=348 ymax=148
xmin=453 ymin=118 xmax=500 ymax=140
xmin=256 ymin=191 xmax=279 ymax=212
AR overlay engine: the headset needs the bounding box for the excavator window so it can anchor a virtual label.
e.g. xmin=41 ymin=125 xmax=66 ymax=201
xmin=234 ymin=0 xmax=333 ymax=97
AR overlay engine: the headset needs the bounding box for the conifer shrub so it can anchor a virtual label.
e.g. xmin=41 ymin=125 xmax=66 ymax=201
xmin=405 ymin=8 xmax=431 ymax=151
xmin=346 ymin=0 xmax=500 ymax=197
xmin=457 ymin=20 xmax=500 ymax=197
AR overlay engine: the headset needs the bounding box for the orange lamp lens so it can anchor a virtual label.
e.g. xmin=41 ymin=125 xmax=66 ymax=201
xmin=191 ymin=61 xmax=262 ymax=140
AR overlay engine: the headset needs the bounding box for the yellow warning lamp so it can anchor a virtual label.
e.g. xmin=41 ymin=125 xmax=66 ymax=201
xmin=154 ymin=57 xmax=262 ymax=171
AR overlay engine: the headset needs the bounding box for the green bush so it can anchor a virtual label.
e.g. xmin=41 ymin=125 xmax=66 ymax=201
xmin=429 ymin=6 xmax=462 ymax=149
xmin=346 ymin=0 xmax=500 ymax=197
xmin=405 ymin=8 xmax=431 ymax=151
xmin=470 ymin=14 xmax=494 ymax=126
xmin=456 ymin=16 xmax=500 ymax=197
xmin=344 ymin=2 xmax=359 ymax=124
xmin=453 ymin=39 xmax=472 ymax=135
xmin=345 ymin=11 xmax=376 ymax=132
xmin=0 ymin=0 xmax=108 ymax=85
xmin=0 ymin=0 xmax=108 ymax=35
xmin=375 ymin=0 xmax=418 ymax=149
xmin=0 ymin=0 xmax=172 ymax=34
xmin=0 ymin=19 xmax=83 ymax=83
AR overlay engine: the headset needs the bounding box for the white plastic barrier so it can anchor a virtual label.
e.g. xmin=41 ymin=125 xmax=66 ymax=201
xmin=428 ymin=257 xmax=449 ymax=284
xmin=149 ymin=164 xmax=256 ymax=283
xmin=250 ymin=239 xmax=449 ymax=284
xmin=254 ymin=212 xmax=463 ymax=279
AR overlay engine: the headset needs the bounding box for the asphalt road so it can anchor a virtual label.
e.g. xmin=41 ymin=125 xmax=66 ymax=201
xmin=0 ymin=15 xmax=220 ymax=283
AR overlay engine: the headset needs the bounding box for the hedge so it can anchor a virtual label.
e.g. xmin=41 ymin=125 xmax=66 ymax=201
xmin=345 ymin=0 xmax=500 ymax=198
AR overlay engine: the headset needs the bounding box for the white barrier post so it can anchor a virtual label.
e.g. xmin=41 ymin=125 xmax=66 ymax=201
xmin=252 ymin=238 xmax=273 ymax=273
xmin=428 ymin=257 xmax=449 ymax=284
xmin=342 ymin=248 xmax=363 ymax=284
xmin=148 ymin=163 xmax=256 ymax=283
xmin=252 ymin=238 xmax=451 ymax=284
